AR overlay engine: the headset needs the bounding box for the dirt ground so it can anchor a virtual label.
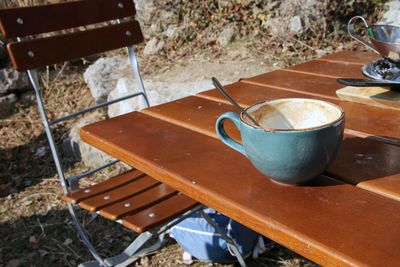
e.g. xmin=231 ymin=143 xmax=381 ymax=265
xmin=0 ymin=46 xmax=319 ymax=267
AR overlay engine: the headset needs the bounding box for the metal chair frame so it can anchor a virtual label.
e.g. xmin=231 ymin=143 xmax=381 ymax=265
xmin=23 ymin=32 xmax=246 ymax=267
xmin=27 ymin=47 xmax=247 ymax=267
xmin=3 ymin=2 xmax=247 ymax=266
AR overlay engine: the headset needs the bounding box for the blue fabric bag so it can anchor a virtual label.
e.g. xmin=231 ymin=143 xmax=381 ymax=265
xmin=171 ymin=208 xmax=272 ymax=263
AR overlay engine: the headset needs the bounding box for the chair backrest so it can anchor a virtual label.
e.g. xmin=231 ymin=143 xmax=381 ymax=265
xmin=0 ymin=0 xmax=144 ymax=71
xmin=0 ymin=0 xmax=149 ymax=195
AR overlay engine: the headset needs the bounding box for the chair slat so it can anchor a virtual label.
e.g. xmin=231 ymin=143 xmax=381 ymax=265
xmin=78 ymin=175 xmax=160 ymax=212
xmin=62 ymin=169 xmax=144 ymax=204
xmin=0 ymin=0 xmax=136 ymax=38
xmin=7 ymin=20 xmax=143 ymax=71
xmin=122 ymin=194 xmax=199 ymax=233
xmin=99 ymin=184 xmax=177 ymax=220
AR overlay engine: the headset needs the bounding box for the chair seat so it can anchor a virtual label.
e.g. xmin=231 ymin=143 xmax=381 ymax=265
xmin=63 ymin=170 xmax=198 ymax=233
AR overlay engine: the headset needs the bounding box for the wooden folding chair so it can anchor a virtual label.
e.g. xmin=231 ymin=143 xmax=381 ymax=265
xmin=0 ymin=1 xmax=202 ymax=266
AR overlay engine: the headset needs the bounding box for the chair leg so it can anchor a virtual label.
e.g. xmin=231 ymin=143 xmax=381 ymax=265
xmin=200 ymin=209 xmax=247 ymax=267
xmin=104 ymin=231 xmax=153 ymax=266
xmin=105 ymin=206 xmax=204 ymax=266
xmin=78 ymin=206 xmax=203 ymax=266
xmin=68 ymin=203 xmax=108 ymax=266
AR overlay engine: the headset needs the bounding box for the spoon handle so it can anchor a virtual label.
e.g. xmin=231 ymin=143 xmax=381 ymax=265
xmin=337 ymin=78 xmax=400 ymax=87
xmin=212 ymin=77 xmax=260 ymax=127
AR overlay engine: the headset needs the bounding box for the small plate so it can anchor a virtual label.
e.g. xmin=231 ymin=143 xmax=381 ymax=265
xmin=362 ymin=58 xmax=400 ymax=82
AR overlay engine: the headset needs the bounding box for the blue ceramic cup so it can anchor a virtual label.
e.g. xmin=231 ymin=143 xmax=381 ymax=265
xmin=215 ymin=98 xmax=345 ymax=185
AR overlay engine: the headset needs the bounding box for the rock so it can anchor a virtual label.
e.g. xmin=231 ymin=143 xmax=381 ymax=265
xmin=34 ymin=146 xmax=47 ymax=157
xmin=107 ymin=77 xmax=215 ymax=118
xmin=0 ymin=93 xmax=17 ymax=117
xmin=62 ymin=111 xmax=115 ymax=167
xmin=19 ymin=90 xmax=35 ymax=106
xmin=380 ymin=1 xmax=400 ymax=26
xmin=278 ymin=0 xmax=296 ymax=17
xmin=164 ymin=25 xmax=180 ymax=38
xmin=83 ymin=57 xmax=130 ymax=102
xmin=143 ymin=38 xmax=165 ymax=55
xmin=0 ymin=68 xmax=30 ymax=95
xmin=265 ymin=0 xmax=320 ymax=36
xmin=107 ymin=78 xmax=149 ymax=118
xmin=160 ymin=11 xmax=175 ymax=22
xmin=288 ymin=15 xmax=303 ymax=34
xmin=135 ymin=0 xmax=155 ymax=25
xmin=85 ymin=54 xmax=269 ymax=120
xmin=265 ymin=17 xmax=283 ymax=35
xmin=217 ymin=28 xmax=235 ymax=47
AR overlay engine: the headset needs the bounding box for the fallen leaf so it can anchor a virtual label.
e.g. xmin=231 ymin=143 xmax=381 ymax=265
xmin=4 ymin=151 xmax=12 ymax=160
xmin=38 ymin=249 xmax=48 ymax=257
xmin=63 ymin=238 xmax=73 ymax=246
xmin=29 ymin=235 xmax=39 ymax=250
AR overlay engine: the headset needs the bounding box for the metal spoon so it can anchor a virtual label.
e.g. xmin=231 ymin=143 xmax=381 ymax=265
xmin=212 ymin=77 xmax=261 ymax=127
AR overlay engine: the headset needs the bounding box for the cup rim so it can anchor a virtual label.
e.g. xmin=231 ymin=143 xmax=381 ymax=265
xmin=240 ymin=98 xmax=345 ymax=132
xmin=368 ymin=24 xmax=400 ymax=46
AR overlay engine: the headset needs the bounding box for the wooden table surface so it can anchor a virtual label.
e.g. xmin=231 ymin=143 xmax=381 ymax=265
xmin=81 ymin=51 xmax=400 ymax=267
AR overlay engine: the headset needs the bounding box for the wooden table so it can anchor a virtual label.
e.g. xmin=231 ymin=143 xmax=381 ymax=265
xmin=81 ymin=51 xmax=400 ymax=267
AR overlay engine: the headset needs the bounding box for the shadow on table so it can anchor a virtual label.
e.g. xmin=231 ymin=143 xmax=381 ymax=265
xmin=327 ymin=136 xmax=400 ymax=184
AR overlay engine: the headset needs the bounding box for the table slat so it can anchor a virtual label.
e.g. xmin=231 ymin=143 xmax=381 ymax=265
xmin=316 ymin=51 xmax=380 ymax=65
xmin=143 ymin=95 xmax=400 ymax=201
xmin=99 ymin=183 xmax=177 ymax=220
xmin=241 ymin=70 xmax=342 ymax=99
xmin=78 ymin=175 xmax=159 ymax=212
xmin=197 ymin=83 xmax=400 ymax=145
xmin=62 ymin=169 xmax=143 ymax=204
xmin=81 ymin=112 xmax=400 ymax=267
xmin=283 ymin=60 xmax=365 ymax=79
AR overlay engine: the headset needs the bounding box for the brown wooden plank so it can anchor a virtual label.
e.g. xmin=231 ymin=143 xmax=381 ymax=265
xmin=99 ymin=183 xmax=178 ymax=221
xmin=316 ymin=50 xmax=380 ymax=65
xmin=198 ymin=82 xmax=328 ymax=106
xmin=122 ymin=193 xmax=198 ymax=233
xmin=241 ymin=70 xmax=342 ymax=100
xmin=143 ymin=96 xmax=239 ymax=140
xmin=62 ymin=169 xmax=143 ymax=204
xmin=81 ymin=112 xmax=400 ymax=267
xmin=336 ymin=86 xmax=400 ymax=111
xmin=328 ymin=137 xmax=400 ymax=201
xmin=341 ymin=99 xmax=400 ymax=146
xmin=143 ymin=95 xmax=400 ymax=201
xmin=0 ymin=0 xmax=136 ymax=38
xmin=197 ymin=83 xmax=400 ymax=145
xmin=8 ymin=20 xmax=143 ymax=71
xmin=78 ymin=175 xmax=160 ymax=212
xmin=283 ymin=60 xmax=365 ymax=79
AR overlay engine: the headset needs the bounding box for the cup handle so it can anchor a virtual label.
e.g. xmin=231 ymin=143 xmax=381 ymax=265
xmin=348 ymin=16 xmax=380 ymax=54
xmin=215 ymin=112 xmax=246 ymax=157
